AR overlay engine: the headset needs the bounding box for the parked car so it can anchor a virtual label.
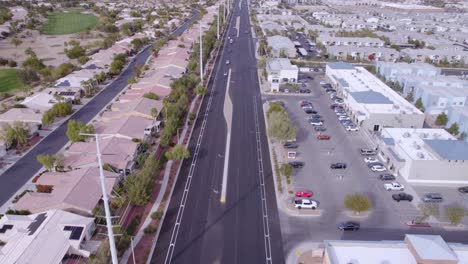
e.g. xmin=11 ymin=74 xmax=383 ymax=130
xmin=458 ymin=186 xmax=468 ymax=194
xmin=338 ymin=116 xmax=351 ymax=121
xmin=379 ymin=173 xmax=396 ymax=181
xmin=371 ymin=165 xmax=387 ymax=172
xmin=310 ymin=120 xmax=323 ymax=126
xmin=392 ymin=193 xmax=413 ymax=202
xmin=330 ymin=104 xmax=340 ymax=109
xmin=319 ymin=81 xmax=326 ymax=85
xmin=422 ymin=193 xmax=443 ymax=203
xmin=289 ymin=161 xmax=304 ymax=168
xmin=330 ymin=163 xmax=347 ymax=169
xmin=367 ymin=162 xmax=384 ymax=168
xmin=299 ymin=88 xmax=311 ymax=93
xmin=295 ymin=190 xmax=313 ymax=198
xmin=346 ymin=125 xmax=359 ymax=132
xmin=300 ymin=101 xmax=313 ymax=107
xmin=384 ymin=182 xmax=405 ymax=191
xmin=337 ymin=221 xmax=360 ymax=231
xmin=360 ymin=148 xmax=377 ymax=156
xmin=304 ymin=108 xmax=318 ymax=114
xmin=294 ymin=199 xmax=318 ymax=209
xmin=335 ymin=112 xmax=347 ymax=117
xmin=314 ymin=126 xmax=326 ymax=132
xmin=317 ymin=134 xmax=330 ymax=140
xmin=364 ymin=157 xmax=379 ymax=163
xmin=283 ymin=142 xmax=299 ymax=149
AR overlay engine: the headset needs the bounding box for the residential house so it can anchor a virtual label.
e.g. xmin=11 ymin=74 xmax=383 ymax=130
xmin=0 ymin=108 xmax=42 ymax=134
xmin=20 ymin=93 xmax=58 ymax=112
xmin=93 ymin=115 xmax=156 ymax=140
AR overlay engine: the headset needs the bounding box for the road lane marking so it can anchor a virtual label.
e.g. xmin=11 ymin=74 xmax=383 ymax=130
xmin=253 ymin=96 xmax=273 ymax=264
xmin=220 ymin=69 xmax=233 ymax=203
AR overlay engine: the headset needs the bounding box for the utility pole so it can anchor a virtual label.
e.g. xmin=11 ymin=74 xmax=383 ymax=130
xmin=81 ymin=133 xmax=118 ymax=264
xmin=217 ymin=5 xmax=220 ymax=39
xmin=199 ymin=1 xmax=203 ymax=78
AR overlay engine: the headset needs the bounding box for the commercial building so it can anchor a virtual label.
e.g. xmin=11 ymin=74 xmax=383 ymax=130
xmin=266 ymin=35 xmax=297 ymax=58
xmin=376 ymin=128 xmax=468 ymax=184
xmin=324 ymin=234 xmax=468 ymax=264
xmin=266 ymin=58 xmax=298 ymax=92
xmin=0 ymin=209 xmax=97 ymax=264
xmin=326 ymin=62 xmax=424 ymax=131
xmin=376 ymin=62 xmax=440 ymax=82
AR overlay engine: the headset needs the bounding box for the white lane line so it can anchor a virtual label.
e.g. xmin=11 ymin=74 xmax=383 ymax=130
xmin=164 ymin=18 xmax=233 ymax=263
xmin=220 ymin=69 xmax=233 ymax=203
xmin=253 ymin=96 xmax=273 ymax=264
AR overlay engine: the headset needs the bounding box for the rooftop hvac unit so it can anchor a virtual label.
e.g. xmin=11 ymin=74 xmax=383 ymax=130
xmin=420 ymin=133 xmax=429 ymax=138
xmin=417 ymin=152 xmax=425 ymax=159
xmin=403 ymin=132 xmax=411 ymax=138
xmin=413 ymin=143 xmax=421 ymax=150
xmin=433 ymin=133 xmax=441 ymax=139
xmin=393 ymin=104 xmax=400 ymax=109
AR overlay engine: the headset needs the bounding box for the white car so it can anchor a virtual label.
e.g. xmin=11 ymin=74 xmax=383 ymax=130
xmin=294 ymin=199 xmax=318 ymax=209
xmin=310 ymin=120 xmax=323 ymax=126
xmin=364 ymin=157 xmax=379 ymax=163
xmin=319 ymin=81 xmax=326 ymax=85
xmin=384 ymin=182 xmax=405 ymax=191
xmin=329 ymin=93 xmax=337 ymax=99
xmin=334 ymin=101 xmax=344 ymax=105
xmin=226 ymin=60 xmax=230 ymax=64
xmin=335 ymin=111 xmax=347 ymax=116
xmin=371 ymin=165 xmax=387 ymax=172
xmin=338 ymin=116 xmax=350 ymax=121
xmin=346 ymin=126 xmax=359 ymax=132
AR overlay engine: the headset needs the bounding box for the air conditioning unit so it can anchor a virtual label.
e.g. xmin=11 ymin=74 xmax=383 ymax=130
xmin=403 ymin=132 xmax=411 ymax=138
xmin=417 ymin=152 xmax=425 ymax=159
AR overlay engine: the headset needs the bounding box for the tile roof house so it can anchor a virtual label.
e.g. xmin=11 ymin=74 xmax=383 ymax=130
xmin=14 ymin=167 xmax=118 ymax=216
xmin=94 ymin=115 xmax=155 ymax=140
xmin=125 ymin=85 xmax=171 ymax=98
xmin=0 ymin=108 xmax=42 ymax=133
xmin=0 ymin=209 xmax=96 ymax=264
xmin=105 ymin=97 xmax=162 ymax=120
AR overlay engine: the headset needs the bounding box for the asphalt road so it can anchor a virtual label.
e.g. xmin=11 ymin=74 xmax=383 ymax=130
xmin=0 ymin=10 xmax=199 ymax=207
xmin=151 ymin=0 xmax=284 ymax=263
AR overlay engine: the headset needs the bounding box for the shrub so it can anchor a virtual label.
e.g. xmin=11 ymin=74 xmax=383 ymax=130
xmin=344 ymin=193 xmax=371 ymax=214
xmin=445 ymin=206 xmax=466 ymax=225
xmin=126 ymin=215 xmax=141 ymax=235
xmin=143 ymin=92 xmax=159 ymax=100
xmin=5 ymin=209 xmax=31 ymax=215
xmin=151 ymin=210 xmax=164 ymax=220
xmin=8 ymin=60 xmax=17 ymax=67
xmin=143 ymin=225 xmax=157 ymax=234
xmin=36 ymin=184 xmax=53 ymax=193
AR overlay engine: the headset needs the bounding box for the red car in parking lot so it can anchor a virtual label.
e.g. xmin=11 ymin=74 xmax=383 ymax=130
xmin=317 ymin=134 xmax=331 ymax=140
xmin=295 ymin=190 xmax=313 ymax=197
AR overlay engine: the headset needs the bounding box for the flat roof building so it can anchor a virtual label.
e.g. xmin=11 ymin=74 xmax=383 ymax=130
xmin=267 ymin=35 xmax=297 ymax=58
xmin=376 ymin=62 xmax=440 ymax=82
xmin=266 ymin=58 xmax=298 ymax=92
xmin=376 ymin=127 xmax=468 ymax=184
xmin=326 ymin=62 xmax=425 ymax=131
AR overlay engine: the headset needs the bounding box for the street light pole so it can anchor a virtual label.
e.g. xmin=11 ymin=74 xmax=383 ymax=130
xmin=217 ymin=5 xmax=220 ymax=39
xmin=81 ymin=133 xmax=118 ymax=264
xmin=199 ymin=1 xmax=203 ymax=78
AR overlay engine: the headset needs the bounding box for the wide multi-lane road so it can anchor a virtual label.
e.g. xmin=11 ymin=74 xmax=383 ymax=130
xmin=0 ymin=10 xmax=199 ymax=207
xmin=151 ymin=0 xmax=284 ymax=263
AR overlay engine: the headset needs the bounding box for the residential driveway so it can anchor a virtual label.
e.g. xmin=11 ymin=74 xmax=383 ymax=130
xmin=262 ymin=73 xmax=468 ymax=258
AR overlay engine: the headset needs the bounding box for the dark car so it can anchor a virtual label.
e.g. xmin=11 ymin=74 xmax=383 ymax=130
xmin=330 ymin=163 xmax=347 ymax=169
xmin=392 ymin=193 xmax=413 ymax=202
xmin=314 ymin=126 xmax=326 ymax=132
xmin=307 ymin=76 xmax=314 ymax=79
xmin=300 ymin=100 xmax=313 ymax=107
xmin=299 ymin=88 xmax=311 ymax=93
xmin=330 ymin=104 xmax=340 ymax=109
xmin=304 ymin=108 xmax=318 ymax=114
xmin=283 ymin=142 xmax=299 ymax=149
xmin=338 ymin=221 xmax=360 ymax=231
xmin=379 ymin=173 xmax=396 ymax=181
xmin=458 ymin=186 xmax=468 ymax=194
xmin=289 ymin=161 xmax=304 ymax=168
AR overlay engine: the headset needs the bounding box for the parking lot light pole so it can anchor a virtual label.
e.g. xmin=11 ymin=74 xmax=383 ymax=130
xmin=80 ymin=133 xmax=118 ymax=264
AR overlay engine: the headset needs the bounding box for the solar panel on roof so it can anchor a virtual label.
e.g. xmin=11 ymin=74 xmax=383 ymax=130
xmin=59 ymin=92 xmax=75 ymax=96
xmin=27 ymin=213 xmax=47 ymax=235
xmin=0 ymin=224 xmax=13 ymax=233
xmin=64 ymin=226 xmax=84 ymax=240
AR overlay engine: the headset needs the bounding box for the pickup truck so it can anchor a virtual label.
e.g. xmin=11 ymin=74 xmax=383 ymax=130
xmin=384 ymin=182 xmax=405 ymax=191
xmin=294 ymin=199 xmax=318 ymax=209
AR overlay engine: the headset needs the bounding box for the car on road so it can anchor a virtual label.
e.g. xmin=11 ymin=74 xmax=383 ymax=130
xmin=367 ymin=162 xmax=384 ymax=168
xmin=309 ymin=114 xmax=323 ymax=120
xmin=384 ymin=182 xmax=405 ymax=191
xmin=283 ymin=142 xmax=299 ymax=149
xmin=338 ymin=115 xmax=351 ymax=121
xmin=288 ymin=161 xmax=304 ymax=168
xmin=226 ymin=60 xmax=230 ymax=64
xmin=392 ymin=193 xmax=413 ymax=202
xmin=379 ymin=173 xmax=396 ymax=181
xmin=422 ymin=193 xmax=443 ymax=203
xmin=319 ymin=81 xmax=326 ymax=85
xmin=314 ymin=126 xmax=326 ymax=132
xmin=360 ymin=148 xmax=377 ymax=156
xmin=458 ymin=186 xmax=468 ymax=194
xmin=304 ymin=108 xmax=318 ymax=114
xmin=371 ymin=165 xmax=387 ymax=172
xmin=317 ymin=134 xmax=330 ymax=140
xmin=364 ymin=157 xmax=379 ymax=163
xmin=310 ymin=120 xmax=323 ymax=126
xmin=294 ymin=199 xmax=318 ymax=209
xmin=337 ymin=221 xmax=360 ymax=231
xmin=330 ymin=163 xmax=347 ymax=169
xmin=224 ymin=71 xmax=228 ymax=76
xmin=299 ymin=88 xmax=311 ymax=93
xmin=295 ymin=190 xmax=313 ymax=198
xmin=345 ymin=125 xmax=359 ymax=132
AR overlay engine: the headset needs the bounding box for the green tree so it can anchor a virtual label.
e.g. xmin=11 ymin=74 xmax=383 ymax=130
xmin=18 ymin=85 xmax=33 ymax=96
xmin=459 ymin=132 xmax=467 ymax=141
xmin=64 ymin=43 xmax=86 ymax=59
xmin=36 ymin=154 xmax=56 ymax=171
xmin=10 ymin=38 xmax=22 ymax=48
xmin=280 ymin=163 xmax=292 ymax=178
xmin=143 ymin=92 xmax=159 ymax=100
xmin=405 ymin=91 xmax=414 ymax=102
xmin=123 ymin=155 xmax=159 ymax=206
xmin=417 ymin=203 xmax=440 ymax=224
xmin=0 ymin=122 xmax=29 ymax=149
xmin=435 ymin=112 xmax=448 ymax=126
xmin=344 ymin=193 xmax=372 ymax=214
xmin=55 ymin=153 xmax=65 ymax=171
xmin=42 ymin=110 xmax=55 ymax=127
xmin=194 ymin=85 xmax=208 ymax=95
xmin=447 ymin=122 xmax=459 ymax=136
xmin=445 ymin=206 xmax=466 ymax=225
xmin=51 ymin=102 xmax=72 ymax=117
xmin=127 ymin=76 xmax=136 ymax=84
xmin=66 ymin=120 xmax=94 ymax=143
xmin=165 ymin=145 xmax=190 ymax=160
xmin=267 ymin=102 xmax=285 ymax=118
xmin=151 ymin=108 xmax=158 ymax=118
xmin=267 ymin=111 xmax=296 ymax=143
xmin=415 ymin=97 xmax=425 ymax=112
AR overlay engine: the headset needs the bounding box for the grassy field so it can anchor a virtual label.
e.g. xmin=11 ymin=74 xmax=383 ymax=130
xmin=41 ymin=10 xmax=99 ymax=35
xmin=0 ymin=69 xmax=23 ymax=93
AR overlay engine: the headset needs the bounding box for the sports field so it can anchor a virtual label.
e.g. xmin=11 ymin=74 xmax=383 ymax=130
xmin=0 ymin=69 xmax=23 ymax=93
xmin=41 ymin=10 xmax=99 ymax=35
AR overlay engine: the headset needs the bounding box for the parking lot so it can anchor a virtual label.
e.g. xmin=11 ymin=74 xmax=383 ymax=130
xmin=264 ymin=72 xmax=468 ymax=254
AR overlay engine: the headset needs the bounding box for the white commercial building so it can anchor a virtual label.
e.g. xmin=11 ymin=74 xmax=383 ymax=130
xmin=266 ymin=58 xmax=298 ymax=92
xmin=376 ymin=128 xmax=468 ymax=184
xmin=266 ymin=35 xmax=297 ymax=58
xmin=326 ymin=62 xmax=425 ymax=131
xmin=324 ymin=234 xmax=468 ymax=264
xmin=0 ymin=209 xmax=97 ymax=264
xmin=376 ymin=62 xmax=441 ymax=82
